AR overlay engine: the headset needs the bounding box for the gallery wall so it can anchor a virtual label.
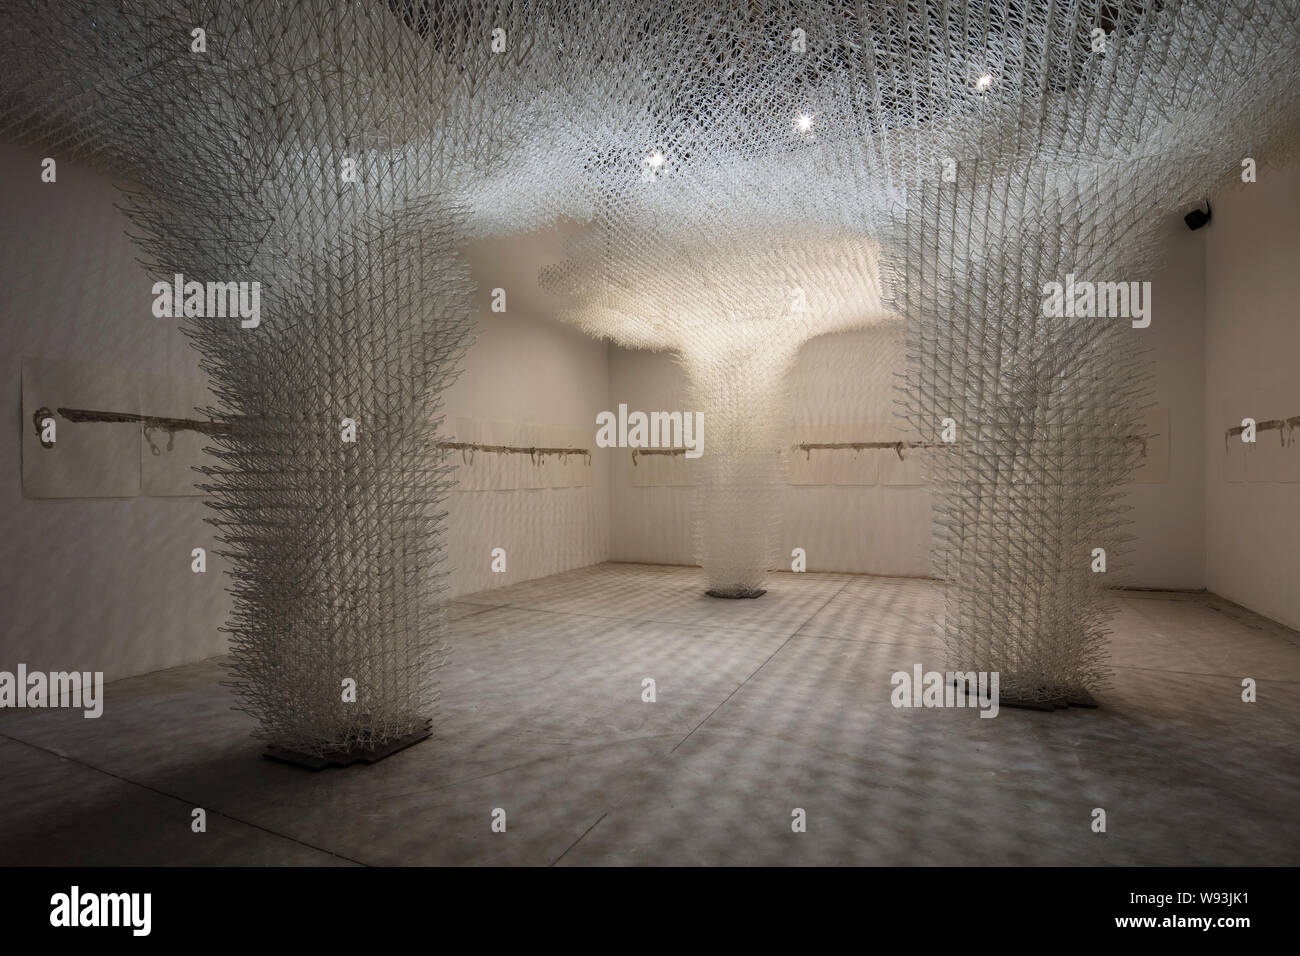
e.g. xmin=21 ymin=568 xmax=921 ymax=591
xmin=608 ymin=323 xmax=934 ymax=576
xmin=1116 ymin=214 xmax=1207 ymax=590
xmin=0 ymin=143 xmax=231 ymax=681
xmin=1205 ymin=155 xmax=1300 ymax=631
xmin=444 ymin=227 xmax=613 ymax=597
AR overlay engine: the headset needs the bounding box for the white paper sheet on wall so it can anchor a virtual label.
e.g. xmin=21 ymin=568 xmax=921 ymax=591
xmin=520 ymin=423 xmax=544 ymax=490
xmin=787 ymin=424 xmax=881 ymax=486
xmin=1256 ymin=382 xmax=1299 ymax=483
xmin=787 ymin=424 xmax=822 ymax=484
xmin=450 ymin=417 xmax=481 ymax=490
xmin=555 ymin=426 xmax=583 ymax=488
xmin=1222 ymin=395 xmax=1247 ymax=483
xmin=539 ymin=424 xmax=563 ymax=487
xmin=1279 ymin=382 xmax=1300 ymax=483
xmin=631 ymin=445 xmax=692 ymax=486
xmin=1244 ymin=441 xmax=1267 ymax=482
xmin=875 ymin=421 xmax=926 ymax=487
xmin=138 ymin=371 xmax=218 ymax=497
xmin=831 ymin=426 xmax=869 ymax=485
xmin=669 ymin=449 xmax=693 ymax=485
xmin=565 ymin=427 xmax=594 ymax=487
xmin=880 ymin=446 xmax=925 ymax=485
xmin=1129 ymin=406 xmax=1170 ymax=485
xmin=451 ymin=419 xmax=592 ymax=490
xmin=492 ymin=420 xmax=519 ymax=489
xmin=1222 ymin=384 xmax=1300 ymax=484
xmin=629 ymin=446 xmax=650 ymax=487
xmin=22 ymin=356 xmax=141 ymax=498
xmin=1280 ymin=433 xmax=1300 ymax=483
xmin=1246 ymin=386 xmax=1277 ymax=484
xmin=1254 ymin=407 xmax=1287 ymax=483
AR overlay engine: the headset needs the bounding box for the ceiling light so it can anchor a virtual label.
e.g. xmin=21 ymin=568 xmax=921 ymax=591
xmin=975 ymin=73 xmax=994 ymax=91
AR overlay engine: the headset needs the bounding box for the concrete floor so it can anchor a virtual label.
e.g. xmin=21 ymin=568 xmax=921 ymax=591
xmin=2 ymin=562 xmax=1299 ymax=866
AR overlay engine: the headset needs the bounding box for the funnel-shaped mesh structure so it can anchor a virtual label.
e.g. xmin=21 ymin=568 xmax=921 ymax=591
xmin=684 ymin=341 xmax=799 ymax=597
xmin=0 ymin=0 xmax=536 ymax=756
xmin=897 ymin=164 xmax=1162 ymax=703
xmin=885 ymin=5 xmax=1300 ymax=702
xmin=543 ymin=230 xmax=891 ymax=594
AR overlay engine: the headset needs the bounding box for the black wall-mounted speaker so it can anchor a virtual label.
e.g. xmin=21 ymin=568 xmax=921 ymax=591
xmin=1185 ymin=200 xmax=1212 ymax=230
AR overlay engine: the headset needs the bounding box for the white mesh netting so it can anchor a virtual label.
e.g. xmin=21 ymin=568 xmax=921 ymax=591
xmin=2 ymin=0 xmax=1297 ymax=742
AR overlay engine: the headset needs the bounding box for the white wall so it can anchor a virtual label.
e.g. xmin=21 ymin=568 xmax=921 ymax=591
xmin=782 ymin=325 xmax=931 ymax=577
xmin=607 ymin=348 xmax=695 ymax=565
xmin=609 ymin=324 xmax=933 ymax=576
xmin=1116 ymin=214 xmax=1207 ymax=590
xmin=0 ymin=143 xmax=231 ymax=681
xmin=444 ymin=228 xmax=612 ymax=597
xmin=1205 ymin=155 xmax=1300 ymax=631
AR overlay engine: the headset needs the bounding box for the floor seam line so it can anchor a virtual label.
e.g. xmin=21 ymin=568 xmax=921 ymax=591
xmin=447 ymin=604 xmax=507 ymax=621
xmin=0 ymin=732 xmax=369 ymax=867
xmin=1108 ymin=663 xmax=1300 ymax=681
xmin=668 ymin=577 xmax=856 ymax=754
xmin=549 ymin=811 xmax=608 ymax=866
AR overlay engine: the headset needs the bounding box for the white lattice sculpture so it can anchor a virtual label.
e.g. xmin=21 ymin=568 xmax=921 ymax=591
xmin=543 ymin=230 xmax=891 ymax=595
xmin=0 ymin=0 xmax=536 ymax=759
xmin=2 ymin=0 xmax=1298 ymax=732
xmin=883 ymin=8 xmax=1300 ymax=705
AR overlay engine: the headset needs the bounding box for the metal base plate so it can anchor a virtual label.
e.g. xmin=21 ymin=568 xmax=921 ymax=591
xmin=264 ymin=721 xmax=432 ymax=770
xmin=705 ymin=587 xmax=767 ymax=599
xmin=952 ymin=679 xmax=1099 ymax=711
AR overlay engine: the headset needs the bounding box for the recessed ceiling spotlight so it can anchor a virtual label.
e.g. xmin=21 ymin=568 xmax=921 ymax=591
xmin=975 ymin=73 xmax=994 ymax=91
xmin=645 ymin=151 xmax=665 ymax=169
xmin=796 ymin=113 xmax=814 ymax=133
